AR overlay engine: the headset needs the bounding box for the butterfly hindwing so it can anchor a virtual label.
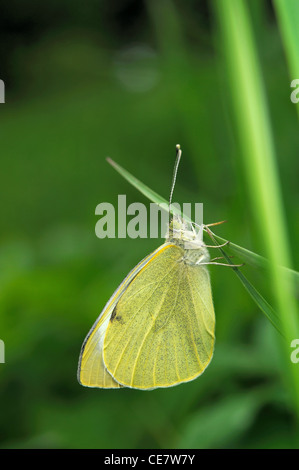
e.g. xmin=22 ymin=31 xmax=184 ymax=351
xmin=103 ymin=243 xmax=215 ymax=390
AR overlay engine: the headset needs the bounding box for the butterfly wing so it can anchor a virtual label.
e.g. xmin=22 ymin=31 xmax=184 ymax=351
xmin=103 ymin=244 xmax=215 ymax=390
xmin=78 ymin=307 xmax=121 ymax=388
xmin=77 ymin=245 xmax=170 ymax=388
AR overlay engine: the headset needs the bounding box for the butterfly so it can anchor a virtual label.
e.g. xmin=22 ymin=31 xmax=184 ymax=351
xmin=78 ymin=145 xmax=231 ymax=390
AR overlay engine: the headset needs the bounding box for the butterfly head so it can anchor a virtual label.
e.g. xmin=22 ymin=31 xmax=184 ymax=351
xmin=166 ymin=215 xmax=210 ymax=266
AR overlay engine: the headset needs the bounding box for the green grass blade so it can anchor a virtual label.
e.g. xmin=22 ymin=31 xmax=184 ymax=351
xmin=107 ymin=157 xmax=299 ymax=284
xmin=106 ymin=158 xmax=192 ymax=223
xmin=107 ymin=157 xmax=286 ymax=335
xmin=206 ymin=230 xmax=283 ymax=336
xmin=214 ymin=0 xmax=299 ymax=417
xmin=213 ymin=233 xmax=299 ymax=284
xmin=106 ymin=158 xmax=166 ymax=208
xmin=274 ymin=1 xmax=299 ymax=98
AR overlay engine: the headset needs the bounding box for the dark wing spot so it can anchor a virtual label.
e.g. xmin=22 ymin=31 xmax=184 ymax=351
xmin=110 ymin=306 xmax=117 ymax=322
xmin=110 ymin=306 xmax=123 ymax=324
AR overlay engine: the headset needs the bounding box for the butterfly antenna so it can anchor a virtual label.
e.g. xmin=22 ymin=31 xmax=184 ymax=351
xmin=169 ymin=144 xmax=182 ymax=217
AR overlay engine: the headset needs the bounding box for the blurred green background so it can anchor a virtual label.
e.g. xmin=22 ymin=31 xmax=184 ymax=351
xmin=0 ymin=0 xmax=299 ymax=449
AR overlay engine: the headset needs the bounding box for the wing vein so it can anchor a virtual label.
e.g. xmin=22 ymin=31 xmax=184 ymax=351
xmin=129 ymin=263 xmax=182 ymax=386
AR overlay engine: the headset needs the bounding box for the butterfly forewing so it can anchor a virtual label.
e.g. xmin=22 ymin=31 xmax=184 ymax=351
xmin=77 ymin=245 xmax=171 ymax=388
xmin=78 ymin=305 xmax=122 ymax=388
